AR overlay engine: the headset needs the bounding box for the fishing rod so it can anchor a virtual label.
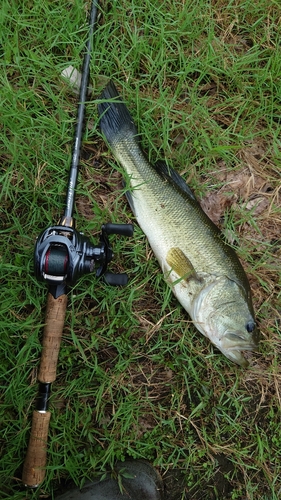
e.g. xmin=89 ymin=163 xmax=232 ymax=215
xmin=22 ymin=0 xmax=133 ymax=488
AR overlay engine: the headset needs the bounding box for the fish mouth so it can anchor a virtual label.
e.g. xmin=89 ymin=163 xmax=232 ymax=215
xmin=222 ymin=331 xmax=258 ymax=351
xmin=218 ymin=331 xmax=259 ymax=367
xmin=224 ymin=349 xmax=250 ymax=368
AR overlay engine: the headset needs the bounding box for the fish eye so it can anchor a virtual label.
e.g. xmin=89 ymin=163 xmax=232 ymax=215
xmin=246 ymin=321 xmax=256 ymax=333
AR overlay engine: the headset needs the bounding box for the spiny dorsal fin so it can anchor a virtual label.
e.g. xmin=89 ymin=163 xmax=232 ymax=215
xmin=154 ymin=161 xmax=197 ymax=202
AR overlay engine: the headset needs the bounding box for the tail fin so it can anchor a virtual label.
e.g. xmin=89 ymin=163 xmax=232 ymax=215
xmin=98 ymin=81 xmax=138 ymax=144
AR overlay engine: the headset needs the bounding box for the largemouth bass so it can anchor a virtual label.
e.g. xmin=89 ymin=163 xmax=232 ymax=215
xmin=98 ymin=81 xmax=258 ymax=367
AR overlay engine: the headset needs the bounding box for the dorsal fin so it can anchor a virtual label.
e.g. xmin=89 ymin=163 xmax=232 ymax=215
xmin=154 ymin=161 xmax=197 ymax=201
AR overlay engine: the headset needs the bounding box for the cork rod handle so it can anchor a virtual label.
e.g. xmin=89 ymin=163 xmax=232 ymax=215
xmin=39 ymin=293 xmax=68 ymax=383
xmin=22 ymin=411 xmax=51 ymax=487
xmin=22 ymin=292 xmax=67 ymax=487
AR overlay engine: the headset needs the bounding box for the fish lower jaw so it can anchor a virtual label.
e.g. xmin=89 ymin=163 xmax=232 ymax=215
xmin=205 ymin=335 xmax=255 ymax=367
xmin=219 ymin=341 xmax=257 ymax=367
xmin=222 ymin=349 xmax=249 ymax=368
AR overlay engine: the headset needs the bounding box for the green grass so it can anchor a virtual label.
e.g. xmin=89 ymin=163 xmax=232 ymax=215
xmin=1 ymin=0 xmax=281 ymax=499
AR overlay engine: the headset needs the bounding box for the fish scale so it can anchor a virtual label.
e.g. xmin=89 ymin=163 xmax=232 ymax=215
xmin=98 ymin=81 xmax=258 ymax=367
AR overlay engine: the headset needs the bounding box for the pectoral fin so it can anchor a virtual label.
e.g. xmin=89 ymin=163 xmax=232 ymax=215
xmin=166 ymin=247 xmax=197 ymax=282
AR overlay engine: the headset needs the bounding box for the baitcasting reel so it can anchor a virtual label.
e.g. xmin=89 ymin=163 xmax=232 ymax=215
xmin=34 ymin=222 xmax=134 ymax=294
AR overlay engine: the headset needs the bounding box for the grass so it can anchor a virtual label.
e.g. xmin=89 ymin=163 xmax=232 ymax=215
xmin=1 ymin=0 xmax=281 ymax=498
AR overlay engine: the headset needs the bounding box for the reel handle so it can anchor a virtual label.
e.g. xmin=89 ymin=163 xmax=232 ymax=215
xmin=104 ymin=272 xmax=129 ymax=286
xmin=103 ymin=223 xmax=134 ymax=237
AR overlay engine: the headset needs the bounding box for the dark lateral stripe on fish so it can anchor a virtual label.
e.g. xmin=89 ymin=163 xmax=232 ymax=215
xmin=98 ymin=81 xmax=138 ymax=144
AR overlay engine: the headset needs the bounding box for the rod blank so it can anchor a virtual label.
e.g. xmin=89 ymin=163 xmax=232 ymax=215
xmin=64 ymin=0 xmax=98 ymax=220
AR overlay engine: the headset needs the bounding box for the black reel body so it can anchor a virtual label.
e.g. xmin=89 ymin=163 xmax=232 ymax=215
xmin=34 ymin=223 xmax=133 ymax=290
